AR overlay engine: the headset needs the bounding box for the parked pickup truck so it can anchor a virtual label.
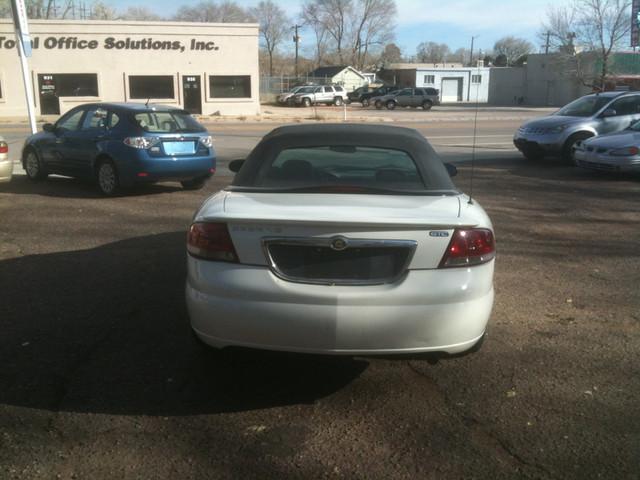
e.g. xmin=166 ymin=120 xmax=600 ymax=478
xmin=293 ymin=85 xmax=346 ymax=107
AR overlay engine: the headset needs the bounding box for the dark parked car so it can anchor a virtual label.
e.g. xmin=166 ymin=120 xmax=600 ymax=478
xmin=371 ymin=88 xmax=440 ymax=110
xmin=22 ymin=103 xmax=215 ymax=195
xmin=348 ymin=85 xmax=399 ymax=107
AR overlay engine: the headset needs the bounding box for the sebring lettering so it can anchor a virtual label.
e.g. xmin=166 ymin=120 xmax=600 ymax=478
xmin=0 ymin=36 xmax=220 ymax=52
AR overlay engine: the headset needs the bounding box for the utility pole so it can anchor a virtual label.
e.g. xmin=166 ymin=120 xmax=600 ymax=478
xmin=545 ymin=31 xmax=551 ymax=54
xmin=469 ymin=35 xmax=479 ymax=67
xmin=293 ymin=24 xmax=302 ymax=79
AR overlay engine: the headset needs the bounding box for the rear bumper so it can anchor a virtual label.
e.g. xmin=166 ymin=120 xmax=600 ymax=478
xmin=116 ymin=152 xmax=215 ymax=186
xmin=0 ymin=159 xmax=13 ymax=183
xmin=186 ymin=259 xmax=494 ymax=355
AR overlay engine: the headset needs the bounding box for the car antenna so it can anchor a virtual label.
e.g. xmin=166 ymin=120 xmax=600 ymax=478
xmin=145 ymin=98 xmax=150 ymax=107
xmin=468 ymin=62 xmax=481 ymax=206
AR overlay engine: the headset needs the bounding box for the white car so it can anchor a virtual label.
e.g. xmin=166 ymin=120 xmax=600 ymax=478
xmin=186 ymin=124 xmax=495 ymax=356
xmin=573 ymin=123 xmax=640 ymax=173
xmin=0 ymin=135 xmax=11 ymax=183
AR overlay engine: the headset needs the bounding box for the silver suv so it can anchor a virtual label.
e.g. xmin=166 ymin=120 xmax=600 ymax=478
xmin=514 ymin=91 xmax=640 ymax=161
xmin=371 ymin=87 xmax=440 ymax=110
xmin=294 ymin=85 xmax=346 ymax=107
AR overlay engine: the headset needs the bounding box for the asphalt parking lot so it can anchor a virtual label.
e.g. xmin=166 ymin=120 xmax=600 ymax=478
xmin=1 ymin=112 xmax=639 ymax=479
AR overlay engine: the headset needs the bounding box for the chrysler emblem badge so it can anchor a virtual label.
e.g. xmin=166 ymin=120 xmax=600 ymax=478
xmin=330 ymin=237 xmax=348 ymax=251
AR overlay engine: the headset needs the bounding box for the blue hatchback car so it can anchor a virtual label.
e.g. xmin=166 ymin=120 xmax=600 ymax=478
xmin=22 ymin=103 xmax=216 ymax=195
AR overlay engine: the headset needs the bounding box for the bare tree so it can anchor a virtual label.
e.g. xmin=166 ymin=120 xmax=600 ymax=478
xmin=302 ymin=1 xmax=330 ymax=67
xmin=121 ymin=6 xmax=162 ymax=21
xmin=249 ymin=0 xmax=290 ymax=76
xmin=578 ymin=0 xmax=631 ymax=88
xmin=315 ymin=0 xmax=352 ymax=63
xmin=378 ymin=42 xmax=402 ymax=67
xmin=449 ymin=47 xmax=470 ymax=64
xmin=0 ymin=0 xmax=12 ymax=17
xmin=539 ymin=4 xmax=579 ymax=53
xmin=350 ymin=0 xmax=396 ymax=69
xmin=89 ymin=1 xmax=118 ymax=20
xmin=173 ymin=0 xmax=252 ymax=23
xmin=541 ymin=0 xmax=631 ymax=89
xmin=416 ymin=42 xmax=450 ymax=63
xmin=301 ymin=0 xmax=396 ymax=69
xmin=493 ymin=36 xmax=534 ymax=66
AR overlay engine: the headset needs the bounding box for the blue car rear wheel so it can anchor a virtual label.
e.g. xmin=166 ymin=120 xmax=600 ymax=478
xmin=97 ymin=160 xmax=120 ymax=196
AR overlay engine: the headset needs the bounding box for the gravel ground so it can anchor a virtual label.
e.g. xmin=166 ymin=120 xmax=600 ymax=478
xmin=0 ymin=158 xmax=638 ymax=479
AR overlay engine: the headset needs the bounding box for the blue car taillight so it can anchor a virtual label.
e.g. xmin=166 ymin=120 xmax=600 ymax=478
xmin=199 ymin=135 xmax=213 ymax=148
xmin=123 ymin=137 xmax=160 ymax=149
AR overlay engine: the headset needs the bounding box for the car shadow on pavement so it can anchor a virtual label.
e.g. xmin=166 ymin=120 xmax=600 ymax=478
xmin=0 ymin=175 xmax=184 ymax=198
xmin=0 ymin=232 xmax=368 ymax=416
xmin=508 ymin=159 xmax=640 ymax=184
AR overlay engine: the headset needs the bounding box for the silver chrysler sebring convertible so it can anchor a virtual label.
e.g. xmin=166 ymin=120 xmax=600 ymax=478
xmin=186 ymin=124 xmax=495 ymax=356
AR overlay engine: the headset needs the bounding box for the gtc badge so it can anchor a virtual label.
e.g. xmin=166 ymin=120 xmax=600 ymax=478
xmin=330 ymin=237 xmax=348 ymax=251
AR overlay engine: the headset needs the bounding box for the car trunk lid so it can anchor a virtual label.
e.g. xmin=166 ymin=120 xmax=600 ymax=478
xmin=196 ymin=192 xmax=472 ymax=278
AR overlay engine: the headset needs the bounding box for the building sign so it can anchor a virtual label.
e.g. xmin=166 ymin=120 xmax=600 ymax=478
xmin=633 ymin=0 xmax=640 ymax=48
xmin=0 ymin=36 xmax=220 ymax=52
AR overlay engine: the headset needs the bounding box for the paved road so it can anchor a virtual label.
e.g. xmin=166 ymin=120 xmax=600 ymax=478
xmin=1 ymin=114 xmax=532 ymax=178
xmin=1 ymin=113 xmax=639 ymax=479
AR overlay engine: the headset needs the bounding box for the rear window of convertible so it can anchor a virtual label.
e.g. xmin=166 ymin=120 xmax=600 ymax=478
xmin=253 ymin=146 xmax=427 ymax=192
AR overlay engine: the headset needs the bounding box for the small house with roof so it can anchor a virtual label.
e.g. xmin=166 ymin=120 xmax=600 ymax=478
xmin=306 ymin=66 xmax=368 ymax=92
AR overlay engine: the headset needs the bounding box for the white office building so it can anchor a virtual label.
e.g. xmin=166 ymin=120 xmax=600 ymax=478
xmin=0 ymin=19 xmax=260 ymax=118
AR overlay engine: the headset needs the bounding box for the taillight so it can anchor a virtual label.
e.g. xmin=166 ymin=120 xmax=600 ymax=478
xmin=187 ymin=222 xmax=238 ymax=262
xmin=199 ymin=135 xmax=213 ymax=148
xmin=123 ymin=137 xmax=160 ymax=149
xmin=0 ymin=141 xmax=7 ymax=154
xmin=439 ymin=228 xmax=495 ymax=268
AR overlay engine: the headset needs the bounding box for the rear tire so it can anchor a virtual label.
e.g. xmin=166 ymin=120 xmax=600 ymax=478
xmin=375 ymin=100 xmax=383 ymax=110
xmin=302 ymin=97 xmax=312 ymax=108
xmin=422 ymin=100 xmax=433 ymax=110
xmin=386 ymin=100 xmax=396 ymax=110
xmin=334 ymin=96 xmax=344 ymax=106
xmin=181 ymin=177 xmax=207 ymax=190
xmin=361 ymin=98 xmax=370 ymax=107
xmin=96 ymin=159 xmax=120 ymax=196
xmin=24 ymin=149 xmax=47 ymax=181
xmin=563 ymin=132 xmax=594 ymax=164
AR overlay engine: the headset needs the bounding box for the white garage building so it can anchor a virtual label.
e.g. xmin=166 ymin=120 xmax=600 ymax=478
xmin=415 ymin=67 xmax=491 ymax=103
xmin=0 ymin=19 xmax=260 ymax=118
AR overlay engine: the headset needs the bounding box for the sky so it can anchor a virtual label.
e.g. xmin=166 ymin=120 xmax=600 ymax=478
xmin=109 ymin=0 xmax=572 ymax=56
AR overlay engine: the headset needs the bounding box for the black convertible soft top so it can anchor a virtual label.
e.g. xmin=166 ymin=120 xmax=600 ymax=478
xmin=231 ymin=123 xmax=457 ymax=193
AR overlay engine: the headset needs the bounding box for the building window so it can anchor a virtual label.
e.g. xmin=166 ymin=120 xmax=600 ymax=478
xmin=129 ymin=75 xmax=175 ymax=99
xmin=424 ymin=75 xmax=435 ymax=84
xmin=472 ymin=75 xmax=482 ymax=84
xmin=209 ymin=75 xmax=251 ymax=98
xmin=55 ymin=73 xmax=98 ymax=96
